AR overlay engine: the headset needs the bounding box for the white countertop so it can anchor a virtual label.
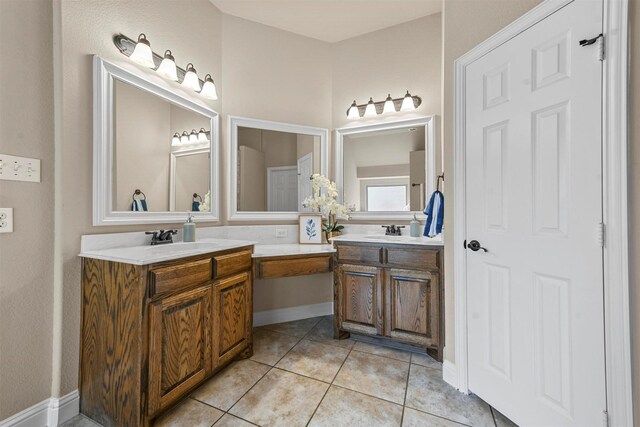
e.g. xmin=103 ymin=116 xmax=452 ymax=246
xmin=253 ymin=244 xmax=335 ymax=258
xmin=79 ymin=238 xmax=256 ymax=265
xmin=330 ymin=234 xmax=444 ymax=247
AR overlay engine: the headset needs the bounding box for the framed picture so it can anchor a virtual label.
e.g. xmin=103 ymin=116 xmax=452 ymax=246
xmin=299 ymin=214 xmax=323 ymax=244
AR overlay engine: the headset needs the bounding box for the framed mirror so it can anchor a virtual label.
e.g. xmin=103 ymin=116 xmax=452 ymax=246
xmin=228 ymin=116 xmax=329 ymax=221
xmin=335 ymin=116 xmax=436 ymax=220
xmin=93 ymin=56 xmax=220 ymax=225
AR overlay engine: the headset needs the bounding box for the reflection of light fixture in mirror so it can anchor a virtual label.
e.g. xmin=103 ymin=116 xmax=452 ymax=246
xmin=198 ymin=128 xmax=209 ymax=142
xmin=200 ymin=74 xmax=218 ymax=100
xmin=364 ymin=98 xmax=377 ymax=117
xmin=156 ymin=50 xmax=178 ymax=81
xmin=401 ymin=90 xmax=415 ymax=111
xmin=180 ymin=131 xmax=189 ymax=144
xmin=189 ymin=129 xmax=198 ymax=143
xmin=345 ymin=92 xmax=421 ymax=119
xmin=383 ymin=94 xmax=396 ymax=114
xmin=171 ymin=132 xmax=181 ymax=146
xmin=182 ymin=63 xmax=201 ymax=91
xmin=129 ymin=33 xmax=155 ymax=68
xmin=347 ymin=100 xmax=360 ymax=119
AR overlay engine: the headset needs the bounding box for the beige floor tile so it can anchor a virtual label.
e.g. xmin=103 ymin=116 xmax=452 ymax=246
xmin=309 ymin=385 xmax=403 ymax=427
xmin=353 ymin=341 xmax=412 ymax=362
xmin=229 ymin=368 xmax=329 ymax=427
xmin=154 ymin=398 xmax=223 ymax=427
xmin=305 ymin=317 xmax=356 ymax=349
xmin=276 ymin=339 xmax=350 ymax=382
xmin=250 ymin=328 xmax=300 ymax=366
xmin=493 ymin=407 xmax=519 ymax=427
xmin=213 ymin=414 xmax=255 ymax=427
xmin=60 ymin=415 xmax=102 ymax=427
xmin=405 ymin=364 xmax=494 ymax=427
xmin=191 ymin=359 xmax=270 ymax=411
xmin=333 ymin=350 xmax=410 ymax=404
xmin=402 ymin=408 xmax=466 ymax=426
xmin=410 ymin=352 xmax=442 ymax=370
xmin=258 ymin=316 xmax=322 ymax=337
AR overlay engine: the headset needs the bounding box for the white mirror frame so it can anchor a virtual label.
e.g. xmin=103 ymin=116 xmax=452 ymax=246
xmin=169 ymin=147 xmax=211 ymax=212
xmin=228 ymin=116 xmax=329 ymax=221
xmin=93 ymin=56 xmax=220 ymax=225
xmin=335 ymin=116 xmax=437 ymax=220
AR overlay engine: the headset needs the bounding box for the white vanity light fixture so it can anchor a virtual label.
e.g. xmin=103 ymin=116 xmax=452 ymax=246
xmin=182 ymin=63 xmax=201 ymax=92
xmin=346 ymin=92 xmax=421 ymax=119
xmin=171 ymin=132 xmax=181 ymax=146
xmin=347 ymin=100 xmax=360 ymax=119
xmin=180 ymin=131 xmax=189 ymax=144
xmin=129 ymin=34 xmax=155 ymax=68
xmin=156 ymin=50 xmax=178 ymax=81
xmin=189 ymin=129 xmax=199 ymax=143
xmin=200 ymin=74 xmax=218 ymax=100
xmin=197 ymin=128 xmax=209 ymax=142
xmin=364 ymin=97 xmax=377 ymax=117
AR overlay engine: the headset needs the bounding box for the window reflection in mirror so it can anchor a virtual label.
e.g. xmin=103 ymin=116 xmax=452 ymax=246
xmin=112 ymin=79 xmax=211 ymax=213
xmin=236 ymin=126 xmax=321 ymax=212
xmin=343 ymin=126 xmax=426 ymax=212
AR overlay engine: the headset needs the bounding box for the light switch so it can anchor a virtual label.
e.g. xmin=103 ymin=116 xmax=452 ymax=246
xmin=0 ymin=208 xmax=14 ymax=233
xmin=0 ymin=154 xmax=41 ymax=183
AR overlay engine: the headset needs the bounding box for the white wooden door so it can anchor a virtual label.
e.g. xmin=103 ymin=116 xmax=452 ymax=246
xmin=267 ymin=166 xmax=298 ymax=211
xmin=297 ymin=152 xmax=313 ymax=212
xmin=465 ymin=1 xmax=606 ymax=426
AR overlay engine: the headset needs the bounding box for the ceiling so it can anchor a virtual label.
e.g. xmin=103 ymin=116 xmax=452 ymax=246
xmin=209 ymin=0 xmax=442 ymax=43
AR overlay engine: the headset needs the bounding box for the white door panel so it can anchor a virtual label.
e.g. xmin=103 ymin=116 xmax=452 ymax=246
xmin=465 ymin=1 xmax=605 ymax=426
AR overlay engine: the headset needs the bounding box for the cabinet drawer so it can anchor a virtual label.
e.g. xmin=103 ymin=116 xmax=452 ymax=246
xmin=150 ymin=259 xmax=212 ymax=297
xmin=385 ymin=247 xmax=439 ymax=270
xmin=256 ymin=255 xmax=332 ymax=279
xmin=336 ymin=244 xmax=383 ymax=265
xmin=213 ymin=249 xmax=252 ymax=279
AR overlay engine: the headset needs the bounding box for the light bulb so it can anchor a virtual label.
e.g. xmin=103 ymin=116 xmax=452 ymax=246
xmin=347 ymin=100 xmax=360 ymax=119
xmin=383 ymin=94 xmax=396 ymax=114
xmin=189 ymin=129 xmax=198 ymax=143
xmin=171 ymin=132 xmax=181 ymax=146
xmin=200 ymin=74 xmax=218 ymax=100
xmin=182 ymin=63 xmax=201 ymax=91
xmin=198 ymin=128 xmax=209 ymax=142
xmin=156 ymin=50 xmax=178 ymax=81
xmin=180 ymin=131 xmax=189 ymax=144
xmin=401 ymin=91 xmax=415 ymax=111
xmin=364 ymin=97 xmax=377 ymax=117
xmin=129 ymin=34 xmax=155 ymax=69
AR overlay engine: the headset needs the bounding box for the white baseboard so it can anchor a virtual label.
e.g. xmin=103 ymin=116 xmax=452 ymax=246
xmin=253 ymin=302 xmax=333 ymax=327
xmin=0 ymin=390 xmax=79 ymax=427
xmin=442 ymin=360 xmax=459 ymax=390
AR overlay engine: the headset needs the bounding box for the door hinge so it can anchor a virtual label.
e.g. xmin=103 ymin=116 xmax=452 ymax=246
xmin=602 ymin=410 xmax=609 ymax=427
xmin=597 ymin=223 xmax=606 ymax=247
xmin=579 ymin=33 xmax=605 ymax=61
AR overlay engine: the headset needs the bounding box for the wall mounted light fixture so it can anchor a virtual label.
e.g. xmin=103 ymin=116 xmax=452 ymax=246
xmin=172 ymin=129 xmax=210 ymax=147
xmin=346 ymin=91 xmax=422 ymax=119
xmin=114 ymin=33 xmax=218 ymax=101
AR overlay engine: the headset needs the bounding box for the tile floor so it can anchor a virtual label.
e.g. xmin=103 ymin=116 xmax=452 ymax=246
xmin=62 ymin=316 xmax=517 ymax=427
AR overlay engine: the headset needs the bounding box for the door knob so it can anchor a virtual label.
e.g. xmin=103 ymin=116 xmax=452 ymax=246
xmin=464 ymin=240 xmax=488 ymax=252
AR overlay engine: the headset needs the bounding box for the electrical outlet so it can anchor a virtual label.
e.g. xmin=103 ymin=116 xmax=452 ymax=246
xmin=0 ymin=154 xmax=41 ymax=183
xmin=275 ymin=228 xmax=288 ymax=238
xmin=0 ymin=208 xmax=14 ymax=233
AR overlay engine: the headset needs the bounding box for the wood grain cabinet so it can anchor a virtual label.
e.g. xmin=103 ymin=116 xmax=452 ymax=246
xmin=334 ymin=242 xmax=443 ymax=360
xmin=80 ymin=246 xmax=254 ymax=427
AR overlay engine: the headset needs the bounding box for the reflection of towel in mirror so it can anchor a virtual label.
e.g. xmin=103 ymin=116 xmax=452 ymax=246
xmin=132 ymin=199 xmax=148 ymax=211
xmin=424 ymin=190 xmax=443 ymax=237
xmin=192 ymin=199 xmax=200 ymax=211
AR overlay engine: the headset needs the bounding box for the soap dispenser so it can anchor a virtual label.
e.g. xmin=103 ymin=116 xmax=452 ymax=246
xmin=410 ymin=214 xmax=421 ymax=237
xmin=183 ymin=213 xmax=196 ymax=242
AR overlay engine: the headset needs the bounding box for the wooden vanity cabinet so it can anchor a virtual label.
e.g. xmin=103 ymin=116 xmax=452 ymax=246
xmin=80 ymin=246 xmax=253 ymax=427
xmin=334 ymin=242 xmax=443 ymax=360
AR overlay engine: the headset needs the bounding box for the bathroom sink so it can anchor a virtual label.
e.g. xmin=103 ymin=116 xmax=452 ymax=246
xmin=363 ymin=235 xmax=414 ymax=242
xmin=146 ymin=241 xmax=224 ymax=252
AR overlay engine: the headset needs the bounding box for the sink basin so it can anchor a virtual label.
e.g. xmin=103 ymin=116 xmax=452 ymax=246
xmin=363 ymin=235 xmax=414 ymax=241
xmin=146 ymin=241 xmax=223 ymax=251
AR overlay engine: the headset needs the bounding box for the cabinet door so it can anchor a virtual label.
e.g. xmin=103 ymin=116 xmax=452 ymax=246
xmin=335 ymin=264 xmax=383 ymax=336
xmin=148 ymin=285 xmax=213 ymax=415
xmin=212 ymin=272 xmax=252 ymax=368
xmin=384 ymin=269 xmax=440 ymax=347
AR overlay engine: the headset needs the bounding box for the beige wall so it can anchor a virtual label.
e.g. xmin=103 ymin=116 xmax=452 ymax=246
xmin=174 ymin=152 xmax=209 ymax=212
xmin=0 ymin=0 xmax=55 ymax=419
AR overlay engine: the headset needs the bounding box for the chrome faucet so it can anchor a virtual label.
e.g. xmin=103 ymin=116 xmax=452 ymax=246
xmin=382 ymin=225 xmax=405 ymax=236
xmin=146 ymin=229 xmax=177 ymax=245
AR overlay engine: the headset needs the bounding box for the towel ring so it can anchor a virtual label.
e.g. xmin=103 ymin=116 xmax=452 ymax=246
xmin=436 ymin=174 xmax=445 ymax=192
xmin=193 ymin=193 xmax=203 ymax=203
xmin=132 ymin=189 xmax=146 ymax=201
